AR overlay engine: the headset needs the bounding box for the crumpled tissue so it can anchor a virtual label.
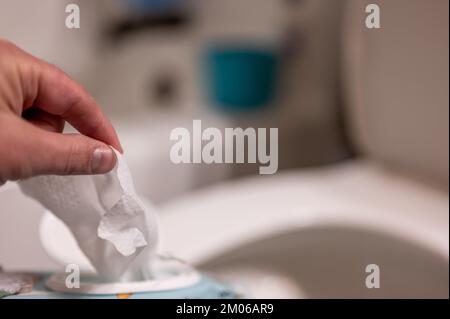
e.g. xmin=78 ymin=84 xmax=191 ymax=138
xmin=19 ymin=149 xmax=158 ymax=281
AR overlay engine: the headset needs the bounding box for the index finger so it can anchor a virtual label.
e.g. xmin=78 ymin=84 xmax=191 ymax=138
xmin=28 ymin=60 xmax=123 ymax=153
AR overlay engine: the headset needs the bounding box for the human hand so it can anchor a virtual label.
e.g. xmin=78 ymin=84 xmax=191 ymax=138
xmin=0 ymin=40 xmax=122 ymax=184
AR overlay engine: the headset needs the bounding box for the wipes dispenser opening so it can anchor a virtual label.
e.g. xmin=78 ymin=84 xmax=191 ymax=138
xmin=39 ymin=209 xmax=238 ymax=299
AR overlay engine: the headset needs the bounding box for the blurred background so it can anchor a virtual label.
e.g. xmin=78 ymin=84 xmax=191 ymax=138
xmin=0 ymin=0 xmax=352 ymax=192
xmin=0 ymin=0 xmax=448 ymax=298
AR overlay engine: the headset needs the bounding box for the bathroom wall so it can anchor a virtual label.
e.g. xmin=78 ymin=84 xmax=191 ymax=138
xmin=91 ymin=0 xmax=350 ymax=178
xmin=224 ymin=0 xmax=351 ymax=176
xmin=0 ymin=0 xmax=350 ymax=178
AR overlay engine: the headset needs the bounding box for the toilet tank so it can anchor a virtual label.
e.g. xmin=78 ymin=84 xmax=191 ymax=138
xmin=342 ymin=0 xmax=449 ymax=188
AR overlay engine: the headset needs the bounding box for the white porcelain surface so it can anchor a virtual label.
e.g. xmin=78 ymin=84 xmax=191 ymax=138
xmin=158 ymin=161 xmax=449 ymax=298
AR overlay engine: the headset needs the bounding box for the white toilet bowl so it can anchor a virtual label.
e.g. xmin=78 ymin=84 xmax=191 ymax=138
xmin=158 ymin=161 xmax=449 ymax=298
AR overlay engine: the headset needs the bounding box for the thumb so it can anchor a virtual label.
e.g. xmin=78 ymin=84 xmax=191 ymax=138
xmin=18 ymin=119 xmax=117 ymax=177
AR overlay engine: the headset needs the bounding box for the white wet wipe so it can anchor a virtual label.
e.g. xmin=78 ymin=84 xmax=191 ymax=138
xmin=19 ymin=149 xmax=158 ymax=281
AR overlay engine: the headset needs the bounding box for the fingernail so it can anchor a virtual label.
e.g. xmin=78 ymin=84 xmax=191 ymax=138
xmin=91 ymin=146 xmax=116 ymax=173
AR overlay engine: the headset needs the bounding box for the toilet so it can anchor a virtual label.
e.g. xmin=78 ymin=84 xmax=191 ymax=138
xmin=156 ymin=0 xmax=449 ymax=298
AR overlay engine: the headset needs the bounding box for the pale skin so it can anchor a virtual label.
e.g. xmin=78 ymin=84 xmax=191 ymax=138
xmin=0 ymin=40 xmax=123 ymax=184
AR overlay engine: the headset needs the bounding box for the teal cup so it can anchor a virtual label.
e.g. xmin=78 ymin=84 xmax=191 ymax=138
xmin=204 ymin=44 xmax=279 ymax=111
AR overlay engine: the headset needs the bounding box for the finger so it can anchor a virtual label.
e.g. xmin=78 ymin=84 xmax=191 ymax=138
xmin=14 ymin=117 xmax=117 ymax=178
xmin=22 ymin=108 xmax=65 ymax=133
xmin=26 ymin=59 xmax=123 ymax=153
